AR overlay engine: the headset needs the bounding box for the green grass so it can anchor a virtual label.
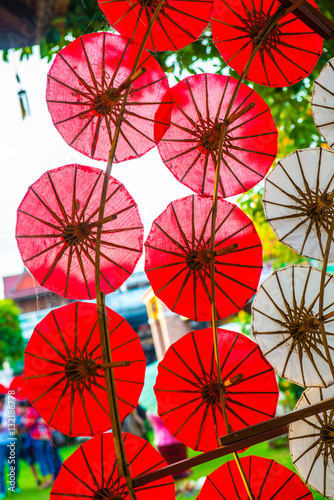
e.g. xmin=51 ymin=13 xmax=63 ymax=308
xmin=7 ymin=441 xmax=325 ymax=499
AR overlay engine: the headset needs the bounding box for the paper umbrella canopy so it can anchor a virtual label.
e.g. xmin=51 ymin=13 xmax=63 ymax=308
xmin=145 ymin=195 xmax=262 ymax=322
xmin=290 ymin=386 xmax=334 ymax=498
xmin=16 ymin=164 xmax=144 ymax=300
xmin=198 ymin=455 xmax=312 ymax=499
xmin=46 ymin=32 xmax=172 ymax=162
xmin=263 ymin=147 xmax=334 ymax=261
xmin=51 ymin=432 xmax=175 ymax=499
xmin=98 ymin=0 xmax=213 ymax=52
xmin=252 ymin=265 xmax=334 ymax=388
xmin=211 ymin=0 xmax=323 ymax=87
xmin=23 ymin=301 xmax=146 ymax=437
xmin=154 ymin=328 xmax=278 ymax=452
xmin=312 ymin=57 xmax=334 ymax=150
xmin=157 ymin=73 xmax=278 ymax=198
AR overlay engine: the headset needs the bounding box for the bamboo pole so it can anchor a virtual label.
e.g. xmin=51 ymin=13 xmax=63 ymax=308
xmin=209 ymin=6 xmax=286 ymax=499
xmin=93 ymin=2 xmax=166 ymax=498
xmin=132 ymin=396 xmax=334 ymax=487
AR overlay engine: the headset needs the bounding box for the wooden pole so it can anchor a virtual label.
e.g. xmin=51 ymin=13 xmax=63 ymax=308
xmin=93 ymin=2 xmax=166 ymax=498
xmin=209 ymin=7 xmax=286 ymax=499
xmin=133 ymin=396 xmax=334 ymax=487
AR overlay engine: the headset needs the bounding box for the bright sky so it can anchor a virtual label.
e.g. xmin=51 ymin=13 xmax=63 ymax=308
xmin=0 ymin=48 xmax=193 ymax=298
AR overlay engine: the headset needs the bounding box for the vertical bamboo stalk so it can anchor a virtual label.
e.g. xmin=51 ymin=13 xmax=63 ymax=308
xmin=94 ymin=1 xmax=165 ymax=498
xmin=209 ymin=6 xmax=286 ymax=500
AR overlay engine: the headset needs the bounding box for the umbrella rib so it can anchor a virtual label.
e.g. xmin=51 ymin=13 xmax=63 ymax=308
xmin=48 ymin=379 xmax=71 ymax=427
xmin=17 ymin=209 xmax=63 ymax=231
xmin=31 ymin=374 xmax=68 ymax=405
xmin=86 ymin=238 xmax=133 ymax=274
xmin=220 ymin=334 xmax=239 ymax=373
xmin=225 ymin=395 xmax=274 ymax=418
xmin=200 ymin=150 xmax=210 ymax=196
xmin=159 ymin=363 xmax=202 ymax=389
xmin=222 ymin=147 xmax=267 ymax=179
xmin=214 ymin=220 xmax=252 ymax=248
xmin=172 ymin=268 xmax=193 ymax=311
xmin=77 ymin=385 xmax=94 ymax=435
xmin=135 ymin=458 xmax=165 ymax=477
xmin=191 ymin=331 xmax=208 ymax=382
xmin=170 ymin=204 xmax=191 ymax=252
xmin=186 ymin=78 xmax=205 ymax=128
xmin=61 ymin=463 xmax=97 ymax=494
xmin=232 ymin=367 xmax=276 ymax=387
xmin=216 ymin=261 xmax=261 ymax=269
xmin=25 ymin=371 xmax=64 ymax=379
xmin=160 ymin=9 xmax=197 ymax=40
xmin=228 ymin=108 xmax=271 ymax=134
xmin=165 ymin=3 xmax=208 ymax=22
xmin=163 ymin=144 xmax=202 ymax=163
xmin=231 ymin=130 xmax=276 ymax=141
xmin=80 ymin=172 xmax=112 ymax=223
xmin=171 ymin=345 xmax=204 ymax=384
xmin=206 ymin=205 xmax=236 ymax=246
xmin=33 ymin=327 xmax=68 ymax=362
xmin=90 ymin=114 xmax=103 ymax=158
xmin=69 ymin=111 xmax=100 ymax=149
xmin=70 ymin=383 xmax=75 ymax=436
xmin=58 ymin=51 xmax=96 ymax=96
xmin=81 ymin=319 xmax=98 ymax=355
xmin=215 ymin=281 xmax=240 ymax=310
xmin=221 ymin=402 xmax=249 ymax=427
xmin=258 ymin=460 xmax=273 ymax=499
xmin=198 ymin=269 xmax=213 ymax=306
xmin=47 ymin=74 xmax=93 ymax=100
xmin=153 ymin=221 xmax=187 ymax=253
xmin=220 ymin=155 xmax=247 ymax=192
xmin=80 ymin=245 xmax=116 ymax=292
xmin=116 ymin=114 xmax=158 ymax=145
xmin=52 ymin=310 xmax=72 ymax=358
xmin=207 ymin=476 xmax=228 ymax=499
xmin=80 ymin=446 xmax=100 ymax=490
xmin=215 ymin=268 xmax=256 ymax=291
xmin=134 ymin=482 xmax=175 ymax=494
xmin=223 ymin=345 xmax=258 ymax=381
xmin=53 ymin=107 xmax=93 ymax=126
xmin=145 ymin=244 xmax=185 ymax=259
xmin=25 ymin=351 xmax=66 ymax=367
xmin=79 ymin=37 xmax=100 ymax=93
xmin=98 ymin=239 xmax=142 ymax=253
xmin=180 ymin=147 xmax=207 ymax=183
xmin=305 ymin=440 xmax=325 ymax=482
xmin=154 ymin=265 xmax=189 ymax=294
xmin=172 ymin=399 xmax=205 ymax=439
xmin=195 ymin=403 xmax=210 ymax=450
xmin=28 ymin=186 xmax=66 ymax=227
xmin=73 ymin=244 xmax=92 ymax=299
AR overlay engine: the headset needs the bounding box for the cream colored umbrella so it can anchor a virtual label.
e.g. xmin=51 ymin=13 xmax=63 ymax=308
xmin=263 ymin=147 xmax=334 ymax=261
xmin=252 ymin=265 xmax=334 ymax=388
xmin=289 ymin=386 xmax=334 ymax=498
xmin=312 ymin=57 xmax=334 ymax=150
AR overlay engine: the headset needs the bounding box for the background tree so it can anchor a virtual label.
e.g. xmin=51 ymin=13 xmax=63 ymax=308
xmin=0 ymin=300 xmax=24 ymax=368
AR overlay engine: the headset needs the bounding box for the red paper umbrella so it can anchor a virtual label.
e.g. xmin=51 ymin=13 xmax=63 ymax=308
xmin=145 ymin=195 xmax=262 ymax=321
xmin=154 ymin=328 xmax=278 ymax=452
xmin=0 ymin=385 xmax=7 ymax=395
xmin=158 ymin=73 xmax=277 ymax=198
xmin=9 ymin=376 xmax=27 ymax=401
xmin=16 ymin=164 xmax=144 ymax=300
xmin=46 ymin=32 xmax=172 ymax=162
xmin=23 ymin=302 xmax=146 ymax=437
xmin=98 ymin=0 xmax=213 ymax=52
xmin=198 ymin=456 xmax=312 ymax=499
xmin=211 ymin=0 xmax=323 ymax=87
xmin=51 ymin=432 xmax=175 ymax=499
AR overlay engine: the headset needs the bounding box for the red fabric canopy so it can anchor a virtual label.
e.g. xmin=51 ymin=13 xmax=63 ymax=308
xmin=46 ymin=32 xmax=172 ymax=162
xmin=154 ymin=328 xmax=278 ymax=452
xmin=51 ymin=432 xmax=175 ymax=499
xmin=16 ymin=164 xmax=144 ymax=300
xmin=158 ymin=73 xmax=277 ymax=198
xmin=211 ymin=0 xmax=323 ymax=87
xmin=24 ymin=302 xmax=146 ymax=437
xmin=198 ymin=456 xmax=312 ymax=498
xmin=98 ymin=0 xmax=213 ymax=52
xmin=145 ymin=195 xmax=262 ymax=321
xmin=0 ymin=385 xmax=7 ymax=396
xmin=9 ymin=376 xmax=27 ymax=401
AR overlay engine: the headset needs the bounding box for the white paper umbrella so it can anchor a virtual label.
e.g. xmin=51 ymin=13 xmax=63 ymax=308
xmin=312 ymin=58 xmax=334 ymax=149
xmin=263 ymin=147 xmax=334 ymax=261
xmin=289 ymin=386 xmax=334 ymax=498
xmin=252 ymin=265 xmax=334 ymax=388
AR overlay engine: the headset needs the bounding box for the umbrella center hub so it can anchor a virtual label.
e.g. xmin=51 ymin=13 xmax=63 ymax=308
xmin=186 ymin=249 xmax=210 ymax=270
xmin=93 ymin=89 xmax=122 ymax=115
xmin=321 ymin=424 xmax=334 ymax=442
xmin=62 ymin=222 xmax=92 ymax=245
xmin=65 ymin=357 xmax=98 ymax=382
xmin=248 ymin=11 xmax=279 ymax=44
xmin=201 ymin=380 xmax=220 ymax=404
xmin=289 ymin=316 xmax=319 ymax=339
xmin=94 ymin=488 xmax=124 ymax=499
xmin=200 ymin=123 xmax=224 ymax=152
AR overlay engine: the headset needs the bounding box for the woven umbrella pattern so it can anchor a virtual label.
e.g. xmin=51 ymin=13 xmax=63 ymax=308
xmin=211 ymin=0 xmax=323 ymax=87
xmin=46 ymin=32 xmax=172 ymax=162
xmin=51 ymin=432 xmax=175 ymax=499
xmin=145 ymin=195 xmax=262 ymax=322
xmin=252 ymin=265 xmax=334 ymax=388
xmin=198 ymin=455 xmax=313 ymax=499
xmin=154 ymin=328 xmax=278 ymax=452
xmin=23 ymin=302 xmax=146 ymax=437
xmin=16 ymin=164 xmax=144 ymax=300
xmin=158 ymin=73 xmax=277 ymax=198
xmin=312 ymin=57 xmax=334 ymax=149
xmin=290 ymin=386 xmax=334 ymax=498
xmin=263 ymin=147 xmax=334 ymax=261
xmin=98 ymin=0 xmax=213 ymax=52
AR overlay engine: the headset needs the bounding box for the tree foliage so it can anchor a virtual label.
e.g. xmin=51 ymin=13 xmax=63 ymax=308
xmin=0 ymin=300 xmax=24 ymax=368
